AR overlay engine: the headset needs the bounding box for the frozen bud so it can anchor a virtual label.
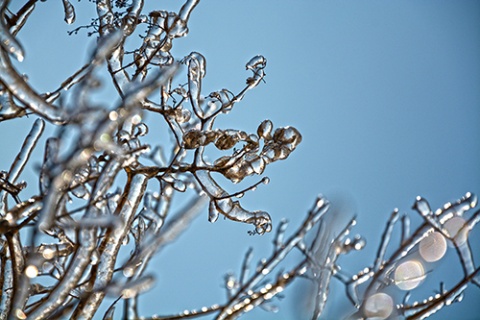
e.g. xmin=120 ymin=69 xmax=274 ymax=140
xmin=214 ymin=155 xmax=233 ymax=168
xmin=174 ymin=107 xmax=191 ymax=123
xmin=183 ymin=130 xmax=206 ymax=149
xmin=214 ymin=131 xmax=239 ymax=150
xmin=257 ymin=120 xmax=273 ymax=140
xmin=273 ymin=126 xmax=302 ymax=145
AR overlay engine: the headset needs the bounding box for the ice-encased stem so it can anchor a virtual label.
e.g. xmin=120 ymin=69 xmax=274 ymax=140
xmin=0 ymin=0 xmax=24 ymax=61
xmin=27 ymin=159 xmax=123 ymax=320
xmin=123 ymin=194 xmax=207 ymax=276
xmin=8 ymin=118 xmax=44 ymax=183
xmin=374 ymin=209 xmax=399 ymax=271
xmin=0 ymin=49 xmax=66 ymax=123
xmin=217 ymin=196 xmax=329 ymax=319
xmin=72 ymin=173 xmax=148 ymax=319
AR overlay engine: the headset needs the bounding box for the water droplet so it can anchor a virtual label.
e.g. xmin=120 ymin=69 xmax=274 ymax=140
xmin=262 ymin=177 xmax=270 ymax=185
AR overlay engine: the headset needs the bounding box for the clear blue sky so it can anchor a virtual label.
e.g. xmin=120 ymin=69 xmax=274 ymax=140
xmin=3 ymin=1 xmax=479 ymax=319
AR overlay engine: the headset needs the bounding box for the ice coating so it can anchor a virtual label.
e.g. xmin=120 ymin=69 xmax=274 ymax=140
xmin=0 ymin=1 xmax=24 ymax=61
xmin=196 ymin=171 xmax=272 ymax=234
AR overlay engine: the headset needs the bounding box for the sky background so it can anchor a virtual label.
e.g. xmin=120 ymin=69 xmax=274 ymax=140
xmin=2 ymin=1 xmax=479 ymax=319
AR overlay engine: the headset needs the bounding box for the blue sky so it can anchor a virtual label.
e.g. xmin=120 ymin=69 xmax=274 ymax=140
xmin=3 ymin=1 xmax=479 ymax=319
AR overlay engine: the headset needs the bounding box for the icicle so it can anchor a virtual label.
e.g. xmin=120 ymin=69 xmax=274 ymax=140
xmin=62 ymin=0 xmax=76 ymax=24
xmin=186 ymin=52 xmax=206 ymax=117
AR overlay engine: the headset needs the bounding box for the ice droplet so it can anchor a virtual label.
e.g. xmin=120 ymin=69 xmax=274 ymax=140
xmin=123 ymin=266 xmax=135 ymax=278
xmin=413 ymin=196 xmax=432 ymax=216
xmin=208 ymin=201 xmax=219 ymax=223
xmin=62 ymin=0 xmax=76 ymax=24
xmin=246 ymin=55 xmax=266 ymax=71
xmin=173 ymin=179 xmax=187 ymax=192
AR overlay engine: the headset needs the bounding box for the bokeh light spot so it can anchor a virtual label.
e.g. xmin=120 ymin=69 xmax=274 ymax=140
xmin=394 ymin=260 xmax=425 ymax=290
xmin=364 ymin=292 xmax=393 ymax=319
xmin=444 ymin=216 xmax=468 ymax=247
xmin=419 ymin=231 xmax=447 ymax=262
